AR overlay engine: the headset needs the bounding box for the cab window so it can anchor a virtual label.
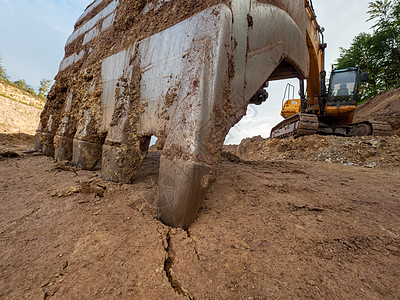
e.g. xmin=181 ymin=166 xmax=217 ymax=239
xmin=328 ymin=70 xmax=357 ymax=103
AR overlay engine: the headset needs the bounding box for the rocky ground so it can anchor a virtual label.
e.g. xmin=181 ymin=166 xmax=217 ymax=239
xmin=233 ymin=134 xmax=400 ymax=168
xmin=354 ymin=87 xmax=400 ymax=136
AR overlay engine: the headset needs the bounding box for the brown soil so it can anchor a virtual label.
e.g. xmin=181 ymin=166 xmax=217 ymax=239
xmin=0 ymin=133 xmax=35 ymax=152
xmin=0 ymin=81 xmax=45 ymax=109
xmin=354 ymin=87 xmax=400 ymax=135
xmin=0 ymin=95 xmax=42 ymax=135
xmin=1 ymin=135 xmax=399 ymax=299
xmin=234 ymin=135 xmax=400 ymax=168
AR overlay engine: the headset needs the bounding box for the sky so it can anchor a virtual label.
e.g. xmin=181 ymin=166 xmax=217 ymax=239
xmin=0 ymin=0 xmax=373 ymax=144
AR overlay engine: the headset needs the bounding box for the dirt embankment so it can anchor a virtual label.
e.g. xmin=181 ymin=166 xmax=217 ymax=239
xmin=229 ymin=86 xmax=400 ymax=168
xmin=0 ymin=96 xmax=42 ymax=135
xmin=0 ymin=81 xmax=44 ymax=109
xmin=354 ymin=87 xmax=400 ymax=136
xmin=0 ymin=81 xmax=43 ymax=135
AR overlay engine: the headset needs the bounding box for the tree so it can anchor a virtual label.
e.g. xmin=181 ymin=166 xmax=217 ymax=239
xmin=13 ymin=79 xmax=36 ymax=96
xmin=38 ymin=78 xmax=52 ymax=99
xmin=337 ymin=33 xmax=380 ymax=101
xmin=368 ymin=0 xmax=400 ymax=53
xmin=0 ymin=55 xmax=9 ymax=82
xmin=336 ymin=0 xmax=400 ymax=101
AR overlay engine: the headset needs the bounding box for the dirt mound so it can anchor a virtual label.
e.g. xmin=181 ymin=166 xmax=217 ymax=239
xmin=0 ymin=133 xmax=35 ymax=151
xmin=231 ymin=135 xmax=400 ymax=168
xmin=354 ymin=87 xmax=400 ymax=135
xmin=228 ymin=87 xmax=400 ymax=168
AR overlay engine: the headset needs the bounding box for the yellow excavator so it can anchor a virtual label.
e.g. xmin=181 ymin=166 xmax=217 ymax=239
xmin=37 ymin=0 xmax=392 ymax=228
xmin=270 ymin=1 xmax=392 ymax=138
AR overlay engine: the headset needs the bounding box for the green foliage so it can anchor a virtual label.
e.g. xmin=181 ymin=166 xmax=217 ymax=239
xmin=38 ymin=78 xmax=52 ymax=100
xmin=336 ymin=0 xmax=400 ymax=101
xmin=0 ymin=53 xmax=48 ymax=100
xmin=0 ymin=55 xmax=10 ymax=82
xmin=12 ymin=79 xmax=37 ymax=97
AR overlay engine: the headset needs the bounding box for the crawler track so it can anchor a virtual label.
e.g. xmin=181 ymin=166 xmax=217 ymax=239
xmin=270 ymin=113 xmax=319 ymax=139
xmin=369 ymin=121 xmax=393 ymax=136
xmin=337 ymin=121 xmax=393 ymax=137
xmin=271 ymin=114 xmax=393 ymax=139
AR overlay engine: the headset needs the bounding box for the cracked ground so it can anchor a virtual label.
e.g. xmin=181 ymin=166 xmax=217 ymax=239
xmin=1 ymin=136 xmax=400 ymax=299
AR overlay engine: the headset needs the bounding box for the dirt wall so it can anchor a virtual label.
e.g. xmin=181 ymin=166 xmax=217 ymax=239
xmin=0 ymin=81 xmax=44 ymax=109
xmin=355 ymin=87 xmax=400 ymax=135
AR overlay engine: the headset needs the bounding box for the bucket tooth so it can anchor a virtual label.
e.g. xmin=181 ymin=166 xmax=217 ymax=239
xmin=102 ymin=136 xmax=150 ymax=184
xmin=34 ymin=123 xmax=42 ymax=151
xmin=69 ymin=98 xmax=104 ymax=169
xmin=40 ymin=132 xmax=55 ymax=157
xmin=157 ymin=157 xmax=216 ymax=229
xmin=34 ymin=132 xmax=41 ymax=152
xmin=71 ymin=138 xmax=103 ymax=170
xmin=54 ymin=92 xmax=76 ymax=161
xmin=100 ymin=54 xmax=150 ymax=183
xmin=38 ymin=115 xmax=57 ymax=157
xmin=54 ymin=135 xmax=74 ymax=161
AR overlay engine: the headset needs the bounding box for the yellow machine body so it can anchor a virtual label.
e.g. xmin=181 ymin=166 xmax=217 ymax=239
xmin=281 ymin=99 xmax=301 ymax=119
xmin=279 ymin=0 xmax=358 ymax=127
xmin=324 ymin=105 xmax=357 ymax=125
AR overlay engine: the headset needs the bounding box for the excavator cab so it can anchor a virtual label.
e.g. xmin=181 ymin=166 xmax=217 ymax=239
xmin=324 ymin=67 xmax=360 ymax=124
xmin=327 ymin=67 xmax=359 ymax=106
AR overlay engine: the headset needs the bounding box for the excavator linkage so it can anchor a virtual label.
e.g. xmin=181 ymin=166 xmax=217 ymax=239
xmin=36 ymin=0 xmax=310 ymax=228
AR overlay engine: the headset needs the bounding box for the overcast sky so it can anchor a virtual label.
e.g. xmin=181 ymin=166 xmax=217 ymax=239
xmin=0 ymin=0 xmax=373 ymax=144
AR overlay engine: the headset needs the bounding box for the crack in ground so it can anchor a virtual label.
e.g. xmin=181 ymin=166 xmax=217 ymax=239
xmin=42 ymin=260 xmax=69 ymax=299
xmin=185 ymin=229 xmax=201 ymax=261
xmin=163 ymin=229 xmax=195 ymax=299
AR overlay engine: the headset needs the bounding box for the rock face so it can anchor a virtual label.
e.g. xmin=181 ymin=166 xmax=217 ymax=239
xmin=36 ymin=0 xmax=311 ymax=228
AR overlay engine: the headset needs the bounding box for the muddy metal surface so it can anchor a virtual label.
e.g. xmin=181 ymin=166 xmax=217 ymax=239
xmin=1 ymin=135 xmax=399 ymax=299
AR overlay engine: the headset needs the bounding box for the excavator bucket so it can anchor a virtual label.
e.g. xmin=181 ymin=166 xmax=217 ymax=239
xmin=36 ymin=0 xmax=310 ymax=228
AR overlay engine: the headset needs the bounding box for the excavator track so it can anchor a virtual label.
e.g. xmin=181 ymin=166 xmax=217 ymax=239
xmin=369 ymin=121 xmax=393 ymax=136
xmin=270 ymin=113 xmax=319 ymax=139
xmin=271 ymin=116 xmax=393 ymax=139
xmin=347 ymin=121 xmax=393 ymax=136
